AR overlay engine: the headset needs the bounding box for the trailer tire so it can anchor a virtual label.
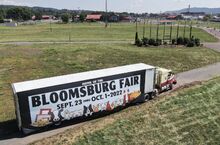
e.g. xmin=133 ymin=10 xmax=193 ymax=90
xmin=144 ymin=94 xmax=150 ymax=101
xmin=168 ymin=84 xmax=173 ymax=90
xmin=54 ymin=121 xmax=62 ymax=126
xmin=152 ymin=89 xmax=159 ymax=98
xmin=22 ymin=128 xmax=35 ymax=135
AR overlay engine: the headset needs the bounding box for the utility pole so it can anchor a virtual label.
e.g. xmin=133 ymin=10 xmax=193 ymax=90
xmin=189 ymin=21 xmax=193 ymax=39
xmin=163 ymin=23 xmax=166 ymax=43
xmin=143 ymin=17 xmax=146 ymax=39
xmin=105 ymin=0 xmax=108 ymax=28
xmin=69 ymin=18 xmax=72 ymax=42
xmin=149 ymin=21 xmax=152 ymax=39
xmin=136 ymin=17 xmax=138 ymax=33
xmin=50 ymin=18 xmax=52 ymax=32
xmin=170 ymin=23 xmax=173 ymax=44
xmin=183 ymin=20 xmax=186 ymax=38
xmin=156 ymin=21 xmax=159 ymax=40
xmin=176 ymin=20 xmax=180 ymax=40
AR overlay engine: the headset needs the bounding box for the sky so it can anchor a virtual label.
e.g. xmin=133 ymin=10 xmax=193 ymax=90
xmin=0 ymin=0 xmax=220 ymax=13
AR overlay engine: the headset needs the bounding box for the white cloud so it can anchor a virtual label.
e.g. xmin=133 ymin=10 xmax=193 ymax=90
xmin=0 ymin=0 xmax=29 ymax=6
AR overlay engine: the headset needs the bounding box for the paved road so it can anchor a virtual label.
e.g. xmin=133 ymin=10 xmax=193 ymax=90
xmin=202 ymin=27 xmax=220 ymax=52
xmin=1 ymin=62 xmax=220 ymax=145
xmin=0 ymin=40 xmax=131 ymax=45
xmin=175 ymin=62 xmax=220 ymax=88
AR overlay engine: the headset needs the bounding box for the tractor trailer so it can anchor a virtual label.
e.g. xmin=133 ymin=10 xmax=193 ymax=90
xmin=12 ymin=63 xmax=177 ymax=134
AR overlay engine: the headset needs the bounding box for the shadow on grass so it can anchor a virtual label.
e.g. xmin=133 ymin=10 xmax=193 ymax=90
xmin=0 ymin=104 xmax=134 ymax=141
xmin=0 ymin=119 xmax=24 ymax=140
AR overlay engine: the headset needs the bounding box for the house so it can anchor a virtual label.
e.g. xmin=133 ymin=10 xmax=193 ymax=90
xmin=211 ymin=18 xmax=220 ymax=22
xmin=86 ymin=14 xmax=102 ymax=21
xmin=181 ymin=12 xmax=205 ymax=20
xmin=120 ymin=16 xmax=132 ymax=22
xmin=159 ymin=20 xmax=174 ymax=25
xmin=3 ymin=19 xmax=13 ymax=23
xmin=42 ymin=15 xmax=50 ymax=20
xmin=5 ymin=22 xmax=17 ymax=27
xmin=166 ymin=15 xmax=177 ymax=20
xmin=32 ymin=15 xmax=54 ymax=20
xmin=109 ymin=14 xmax=119 ymax=22
xmin=72 ymin=15 xmax=80 ymax=22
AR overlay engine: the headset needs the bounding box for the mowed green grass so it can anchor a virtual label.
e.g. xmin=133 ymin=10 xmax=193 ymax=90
xmin=31 ymin=77 xmax=220 ymax=145
xmin=189 ymin=20 xmax=220 ymax=30
xmin=0 ymin=22 xmax=218 ymax=42
xmin=72 ymin=77 xmax=220 ymax=145
xmin=0 ymin=43 xmax=220 ymax=123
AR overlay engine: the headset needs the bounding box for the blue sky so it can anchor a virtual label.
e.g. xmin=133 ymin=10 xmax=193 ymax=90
xmin=0 ymin=0 xmax=219 ymax=13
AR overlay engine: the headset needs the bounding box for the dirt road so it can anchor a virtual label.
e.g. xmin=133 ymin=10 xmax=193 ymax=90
xmin=0 ymin=62 xmax=220 ymax=145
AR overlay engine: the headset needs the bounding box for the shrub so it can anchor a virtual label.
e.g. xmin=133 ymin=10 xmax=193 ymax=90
xmin=183 ymin=37 xmax=190 ymax=45
xmin=177 ymin=37 xmax=184 ymax=45
xmin=186 ymin=40 xmax=195 ymax=47
xmin=154 ymin=39 xmax=162 ymax=46
xmin=0 ymin=15 xmax=4 ymax=23
xmin=61 ymin=13 xmax=69 ymax=23
xmin=148 ymin=38 xmax=156 ymax=46
xmin=163 ymin=41 xmax=168 ymax=45
xmin=195 ymin=38 xmax=201 ymax=46
xmin=172 ymin=39 xmax=176 ymax=45
xmin=136 ymin=38 xmax=143 ymax=47
xmin=142 ymin=37 xmax=149 ymax=46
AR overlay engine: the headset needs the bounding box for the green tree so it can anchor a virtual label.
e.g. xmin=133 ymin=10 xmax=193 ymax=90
xmin=61 ymin=13 xmax=69 ymax=23
xmin=34 ymin=12 xmax=42 ymax=20
xmin=71 ymin=13 xmax=76 ymax=22
xmin=0 ymin=9 xmax=5 ymax=23
xmin=6 ymin=7 xmax=32 ymax=21
xmin=79 ymin=14 xmax=85 ymax=22
xmin=22 ymin=8 xmax=32 ymax=21
xmin=203 ymin=14 xmax=212 ymax=21
xmin=0 ymin=15 xmax=4 ymax=23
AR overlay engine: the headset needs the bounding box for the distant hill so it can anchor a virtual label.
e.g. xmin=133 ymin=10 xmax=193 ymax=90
xmin=166 ymin=7 xmax=220 ymax=14
xmin=0 ymin=5 xmax=88 ymax=15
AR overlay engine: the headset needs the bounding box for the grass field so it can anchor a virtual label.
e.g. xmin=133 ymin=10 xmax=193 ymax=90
xmin=0 ymin=22 xmax=218 ymax=42
xmin=192 ymin=21 xmax=220 ymax=30
xmin=0 ymin=43 xmax=220 ymax=123
xmin=31 ymin=77 xmax=220 ymax=145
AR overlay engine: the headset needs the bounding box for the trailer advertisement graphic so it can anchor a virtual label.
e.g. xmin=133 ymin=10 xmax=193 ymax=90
xmin=28 ymin=75 xmax=141 ymax=127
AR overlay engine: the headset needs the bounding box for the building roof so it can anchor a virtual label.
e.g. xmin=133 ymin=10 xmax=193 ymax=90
xmin=167 ymin=15 xmax=177 ymax=19
xmin=86 ymin=14 xmax=102 ymax=20
xmin=122 ymin=16 xmax=132 ymax=20
xmin=159 ymin=20 xmax=173 ymax=23
xmin=42 ymin=15 xmax=50 ymax=19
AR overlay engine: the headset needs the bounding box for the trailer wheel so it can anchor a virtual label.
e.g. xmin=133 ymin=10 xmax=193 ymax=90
xmin=168 ymin=84 xmax=173 ymax=90
xmin=144 ymin=94 xmax=150 ymax=101
xmin=152 ymin=89 xmax=159 ymax=98
xmin=54 ymin=121 xmax=62 ymax=126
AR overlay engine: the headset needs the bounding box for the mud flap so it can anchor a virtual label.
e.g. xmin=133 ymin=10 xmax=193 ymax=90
xmin=22 ymin=127 xmax=37 ymax=135
xmin=132 ymin=94 xmax=146 ymax=104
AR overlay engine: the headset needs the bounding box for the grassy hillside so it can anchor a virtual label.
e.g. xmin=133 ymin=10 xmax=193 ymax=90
xmin=32 ymin=77 xmax=220 ymax=145
xmin=0 ymin=23 xmax=218 ymax=42
xmin=0 ymin=43 xmax=220 ymax=124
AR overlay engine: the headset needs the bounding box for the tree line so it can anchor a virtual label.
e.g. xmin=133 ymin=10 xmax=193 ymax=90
xmin=0 ymin=5 xmax=139 ymax=23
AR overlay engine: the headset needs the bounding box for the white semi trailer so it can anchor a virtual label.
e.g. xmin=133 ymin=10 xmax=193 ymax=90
xmin=12 ymin=63 xmax=177 ymax=134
